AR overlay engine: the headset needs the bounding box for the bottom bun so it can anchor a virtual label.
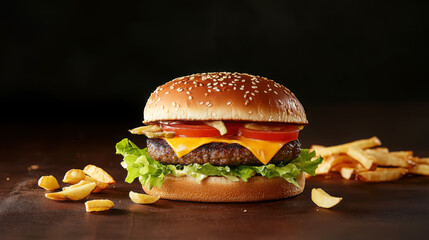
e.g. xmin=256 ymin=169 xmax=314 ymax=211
xmin=142 ymin=173 xmax=305 ymax=202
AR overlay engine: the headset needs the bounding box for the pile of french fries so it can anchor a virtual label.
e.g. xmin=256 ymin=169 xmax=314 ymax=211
xmin=310 ymin=137 xmax=429 ymax=182
xmin=38 ymin=164 xmax=159 ymax=212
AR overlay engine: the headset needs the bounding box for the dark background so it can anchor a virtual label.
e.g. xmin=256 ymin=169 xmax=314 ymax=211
xmin=1 ymin=0 xmax=428 ymax=125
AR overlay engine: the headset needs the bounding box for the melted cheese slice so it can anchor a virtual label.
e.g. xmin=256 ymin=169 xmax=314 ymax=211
xmin=164 ymin=136 xmax=288 ymax=165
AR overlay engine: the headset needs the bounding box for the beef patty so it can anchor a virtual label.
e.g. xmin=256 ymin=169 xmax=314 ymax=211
xmin=147 ymin=138 xmax=301 ymax=166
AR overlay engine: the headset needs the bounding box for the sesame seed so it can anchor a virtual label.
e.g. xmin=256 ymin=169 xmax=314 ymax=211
xmin=188 ymin=96 xmax=192 ymax=100
xmin=186 ymin=91 xmax=190 ymax=94
xmin=170 ymin=86 xmax=175 ymax=89
xmin=165 ymin=91 xmax=169 ymax=94
xmin=273 ymin=91 xmax=278 ymax=95
xmin=249 ymin=97 xmax=253 ymax=101
xmin=278 ymin=100 xmax=283 ymax=105
xmin=251 ymin=86 xmax=258 ymax=89
xmin=199 ymin=102 xmax=204 ymax=105
xmin=245 ymin=100 xmax=249 ymax=105
xmin=248 ymin=111 xmax=252 ymax=114
xmin=177 ymin=88 xmax=183 ymax=92
xmin=227 ymin=101 xmax=232 ymax=105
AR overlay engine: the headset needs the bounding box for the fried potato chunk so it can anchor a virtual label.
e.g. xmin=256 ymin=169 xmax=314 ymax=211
xmin=63 ymin=169 xmax=86 ymax=184
xmin=84 ymin=176 xmax=109 ymax=193
xmin=311 ymin=188 xmax=342 ymax=208
xmin=38 ymin=175 xmax=60 ymax=191
xmin=45 ymin=181 xmax=96 ymax=201
xmin=129 ymin=191 xmax=160 ymax=204
xmin=85 ymin=199 xmax=114 ymax=212
xmin=83 ymin=165 xmax=116 ymax=185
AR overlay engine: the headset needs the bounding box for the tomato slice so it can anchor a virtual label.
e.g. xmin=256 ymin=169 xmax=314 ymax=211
xmin=160 ymin=121 xmax=243 ymax=138
xmin=238 ymin=124 xmax=299 ymax=142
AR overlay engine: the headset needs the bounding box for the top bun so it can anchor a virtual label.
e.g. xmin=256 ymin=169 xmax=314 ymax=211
xmin=144 ymin=72 xmax=308 ymax=124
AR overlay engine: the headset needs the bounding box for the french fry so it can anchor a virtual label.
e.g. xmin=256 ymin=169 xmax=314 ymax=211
xmin=38 ymin=175 xmax=60 ymax=191
xmin=389 ymin=151 xmax=413 ymax=159
xmin=84 ymin=176 xmax=109 ymax=193
xmin=315 ymin=154 xmax=353 ymax=175
xmin=408 ymin=164 xmax=429 ymax=176
xmin=315 ymin=155 xmax=336 ymax=175
xmin=63 ymin=169 xmax=86 ymax=184
xmin=340 ymin=167 xmax=355 ymax=180
xmin=312 ymin=137 xmax=381 ymax=157
xmin=364 ymin=149 xmax=411 ymax=168
xmin=45 ymin=182 xmax=96 ymax=201
xmin=129 ymin=191 xmax=160 ymax=204
xmin=331 ymin=161 xmax=366 ymax=173
xmin=83 ymin=165 xmax=116 ymax=185
xmin=85 ymin=199 xmax=114 ymax=212
xmin=346 ymin=148 xmax=374 ymax=170
xmin=311 ymin=188 xmax=342 ymax=208
xmin=371 ymin=147 xmax=389 ymax=153
xmin=358 ymin=168 xmax=408 ymax=182
xmin=411 ymin=157 xmax=429 ymax=165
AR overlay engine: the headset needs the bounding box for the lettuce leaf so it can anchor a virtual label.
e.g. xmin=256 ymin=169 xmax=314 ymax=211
xmin=115 ymin=138 xmax=323 ymax=190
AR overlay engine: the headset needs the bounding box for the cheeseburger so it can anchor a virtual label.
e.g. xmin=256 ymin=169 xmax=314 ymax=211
xmin=116 ymin=72 xmax=322 ymax=202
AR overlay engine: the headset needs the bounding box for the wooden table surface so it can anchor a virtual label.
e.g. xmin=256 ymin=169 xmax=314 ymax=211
xmin=1 ymin=104 xmax=428 ymax=240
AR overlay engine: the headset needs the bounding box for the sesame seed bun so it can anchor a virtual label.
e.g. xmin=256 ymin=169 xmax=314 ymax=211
xmin=144 ymin=72 xmax=308 ymax=124
xmin=143 ymin=173 xmax=305 ymax=202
